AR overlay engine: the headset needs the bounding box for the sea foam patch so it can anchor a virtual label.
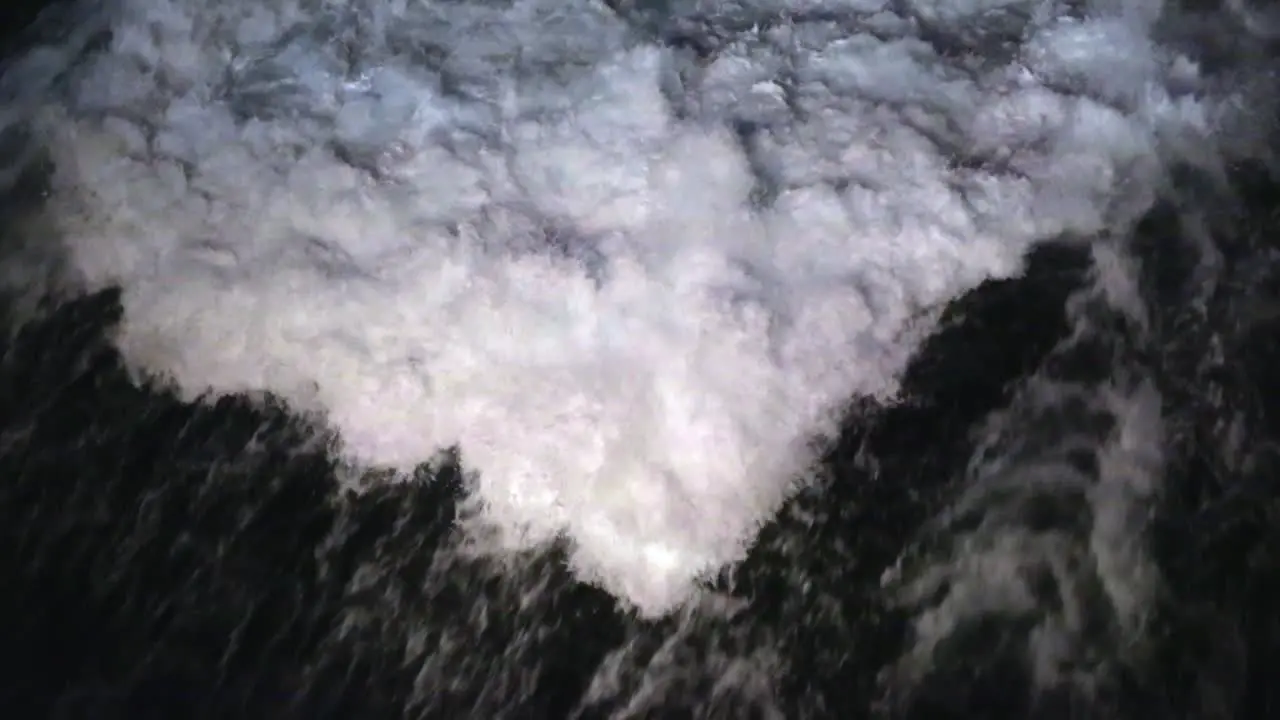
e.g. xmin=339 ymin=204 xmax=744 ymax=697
xmin=0 ymin=0 xmax=1255 ymax=615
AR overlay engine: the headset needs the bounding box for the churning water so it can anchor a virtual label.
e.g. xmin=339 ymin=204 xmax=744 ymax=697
xmin=1 ymin=0 xmax=1278 ymax=717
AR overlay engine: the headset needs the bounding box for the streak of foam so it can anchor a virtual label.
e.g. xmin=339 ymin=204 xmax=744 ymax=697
xmin=0 ymin=0 xmax=1261 ymax=615
xmin=882 ymin=241 xmax=1167 ymax=712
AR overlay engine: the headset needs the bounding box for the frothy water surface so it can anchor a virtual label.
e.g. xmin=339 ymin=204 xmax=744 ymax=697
xmin=1 ymin=0 xmax=1279 ymax=717
xmin=3 ymin=0 xmax=1265 ymax=616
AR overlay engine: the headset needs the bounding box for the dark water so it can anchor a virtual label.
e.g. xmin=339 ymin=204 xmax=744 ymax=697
xmin=2 ymin=2 xmax=1280 ymax=719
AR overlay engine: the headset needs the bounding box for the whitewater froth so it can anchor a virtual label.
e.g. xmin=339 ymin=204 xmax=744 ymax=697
xmin=0 ymin=0 xmax=1255 ymax=615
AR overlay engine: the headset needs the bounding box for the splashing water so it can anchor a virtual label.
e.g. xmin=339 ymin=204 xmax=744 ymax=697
xmin=0 ymin=0 xmax=1272 ymax=633
xmin=3 ymin=3 xmax=1280 ymax=716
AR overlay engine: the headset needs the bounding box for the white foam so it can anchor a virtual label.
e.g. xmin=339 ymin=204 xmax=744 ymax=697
xmin=3 ymin=0 xmax=1251 ymax=615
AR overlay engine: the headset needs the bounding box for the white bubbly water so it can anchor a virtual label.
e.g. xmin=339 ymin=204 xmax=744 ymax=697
xmin=0 ymin=0 xmax=1262 ymax=616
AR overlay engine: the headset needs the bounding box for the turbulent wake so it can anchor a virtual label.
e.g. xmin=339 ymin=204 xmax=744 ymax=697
xmin=1 ymin=0 xmax=1278 ymax=716
xmin=2 ymin=0 xmax=1267 ymax=617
